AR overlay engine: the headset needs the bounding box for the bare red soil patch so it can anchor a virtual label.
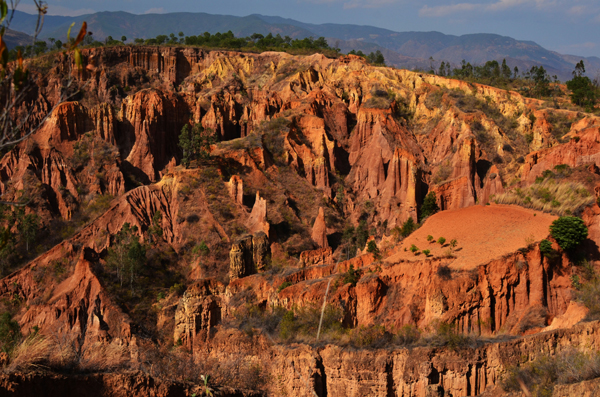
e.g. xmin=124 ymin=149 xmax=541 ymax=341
xmin=387 ymin=204 xmax=557 ymax=270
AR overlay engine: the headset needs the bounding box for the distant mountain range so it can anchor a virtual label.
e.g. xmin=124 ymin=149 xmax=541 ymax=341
xmin=7 ymin=10 xmax=599 ymax=81
xmin=3 ymin=28 xmax=33 ymax=49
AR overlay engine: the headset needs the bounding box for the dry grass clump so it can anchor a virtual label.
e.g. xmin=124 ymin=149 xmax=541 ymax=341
xmin=420 ymin=320 xmax=477 ymax=350
xmin=3 ymin=331 xmax=131 ymax=374
xmin=77 ymin=342 xmax=130 ymax=372
xmin=494 ymin=178 xmax=594 ymax=215
xmin=502 ymin=348 xmax=600 ymax=397
xmin=7 ymin=335 xmax=52 ymax=372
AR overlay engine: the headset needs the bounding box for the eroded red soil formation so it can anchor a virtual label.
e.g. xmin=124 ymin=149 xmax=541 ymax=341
xmin=0 ymin=45 xmax=599 ymax=395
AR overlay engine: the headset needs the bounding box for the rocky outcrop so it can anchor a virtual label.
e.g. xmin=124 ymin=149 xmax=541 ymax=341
xmin=173 ymin=279 xmax=225 ymax=349
xmin=120 ymin=89 xmax=187 ymax=182
xmin=245 ymin=192 xmax=269 ymax=237
xmin=200 ymin=318 xmax=600 ymax=397
xmin=311 ymin=207 xmax=329 ymax=248
xmin=226 ymin=175 xmax=244 ymax=205
xmin=0 ymin=247 xmax=133 ymax=353
xmin=522 ymin=118 xmax=600 ymax=183
xmin=299 ymin=247 xmax=334 ymax=268
xmin=229 ymin=232 xmax=270 ymax=280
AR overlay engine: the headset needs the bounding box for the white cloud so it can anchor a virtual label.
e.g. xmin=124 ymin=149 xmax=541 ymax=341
xmin=342 ymin=0 xmax=398 ymax=9
xmin=17 ymin=4 xmax=95 ymax=16
xmin=419 ymin=0 xmax=555 ymax=17
xmin=144 ymin=7 xmax=166 ymax=14
xmin=568 ymin=5 xmax=586 ymax=15
xmin=301 ymin=0 xmax=399 ymax=9
xmin=419 ymin=3 xmax=480 ymax=17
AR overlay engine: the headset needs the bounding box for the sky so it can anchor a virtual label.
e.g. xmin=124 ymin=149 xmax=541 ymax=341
xmin=17 ymin=0 xmax=600 ymax=58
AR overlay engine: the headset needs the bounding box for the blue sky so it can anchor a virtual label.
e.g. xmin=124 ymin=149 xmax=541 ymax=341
xmin=18 ymin=0 xmax=600 ymax=57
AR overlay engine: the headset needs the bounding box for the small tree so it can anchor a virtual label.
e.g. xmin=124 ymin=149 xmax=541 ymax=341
xmin=366 ymin=240 xmax=381 ymax=259
xmin=450 ymin=239 xmax=457 ymax=249
xmin=358 ymin=221 xmax=370 ymax=245
xmin=121 ymin=36 xmax=127 ymax=43
xmin=400 ymin=217 xmax=416 ymax=237
xmin=550 ymin=216 xmax=588 ymax=251
xmin=179 ymin=124 xmax=216 ymax=167
xmin=410 ymin=244 xmax=418 ymax=253
xmin=566 ymin=61 xmax=598 ymax=110
xmin=147 ymin=211 xmax=163 ymax=245
xmin=343 ymin=265 xmax=362 ymax=286
xmin=539 ymin=239 xmax=555 ymax=258
xmin=427 ymin=235 xmax=434 ymax=242
xmin=420 ymin=192 xmax=440 ymax=221
xmin=423 ymin=249 xmax=431 ymax=257
xmin=17 ymin=212 xmax=39 ymax=253
xmin=0 ymin=312 xmax=20 ymax=353
xmin=437 ymin=237 xmax=446 ymax=246
xmin=105 ymin=223 xmax=147 ymax=292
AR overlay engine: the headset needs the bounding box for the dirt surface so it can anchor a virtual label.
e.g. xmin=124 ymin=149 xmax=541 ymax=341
xmin=386 ymin=204 xmax=557 ymax=270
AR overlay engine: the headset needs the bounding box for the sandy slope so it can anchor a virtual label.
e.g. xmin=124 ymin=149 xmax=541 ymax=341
xmin=386 ymin=204 xmax=557 ymax=270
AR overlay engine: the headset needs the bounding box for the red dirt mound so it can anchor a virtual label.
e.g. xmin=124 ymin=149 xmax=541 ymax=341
xmin=387 ymin=204 xmax=557 ymax=269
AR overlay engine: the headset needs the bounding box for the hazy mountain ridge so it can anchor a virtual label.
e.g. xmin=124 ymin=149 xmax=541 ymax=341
xmin=7 ymin=10 xmax=599 ymax=81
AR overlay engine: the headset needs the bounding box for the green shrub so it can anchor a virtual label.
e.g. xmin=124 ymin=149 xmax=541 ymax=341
xmin=395 ymin=325 xmax=421 ymax=345
xmin=420 ymin=192 xmax=440 ymax=220
xmin=192 ymin=241 xmax=210 ymax=257
xmin=366 ymin=241 xmax=381 ymax=259
xmin=423 ymin=249 xmax=431 ymax=257
xmin=278 ymin=310 xmax=296 ymax=340
xmin=427 ymin=235 xmax=434 ymax=242
xmin=437 ymin=237 xmax=446 ymax=245
xmin=278 ymin=304 xmax=343 ymax=341
xmin=502 ymin=348 xmax=600 ymax=396
xmin=342 ymin=265 xmax=362 ymax=287
xmin=277 ymin=281 xmax=293 ymax=293
xmin=400 ymin=217 xmax=417 ymax=237
xmin=423 ymin=321 xmax=471 ymax=350
xmin=349 ymin=325 xmax=390 ymax=348
xmin=410 ymin=244 xmax=418 ymax=253
xmin=574 ymin=266 xmax=600 ymax=319
xmin=549 ymin=216 xmax=588 ymax=251
xmin=539 ymin=239 xmax=555 ymax=258
xmin=0 ymin=312 xmax=21 ymax=353
xmin=169 ymin=283 xmax=185 ymax=295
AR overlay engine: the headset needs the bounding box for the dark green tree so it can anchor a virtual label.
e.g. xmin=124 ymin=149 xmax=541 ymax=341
xmin=342 ymin=264 xmax=362 ymax=286
xmin=367 ymin=50 xmax=385 ymax=66
xmin=438 ymin=61 xmax=446 ymax=76
xmin=147 ymin=211 xmax=163 ymax=245
xmin=566 ymin=61 xmax=598 ymax=109
xmin=527 ymin=66 xmax=551 ymax=97
xmin=178 ymin=124 xmax=216 ymax=167
xmin=366 ymin=240 xmax=381 ymax=259
xmin=539 ymin=239 xmax=555 ymax=258
xmin=501 ymin=59 xmax=511 ymax=79
xmin=121 ymin=36 xmax=127 ymax=43
xmin=400 ymin=217 xmax=416 ymax=237
xmin=0 ymin=312 xmax=21 ymax=353
xmin=420 ymin=192 xmax=440 ymax=221
xmin=550 ymin=216 xmax=588 ymax=251
xmin=17 ymin=212 xmax=39 ymax=253
xmin=355 ymin=221 xmax=369 ymax=250
xmin=106 ymin=223 xmax=147 ymax=291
